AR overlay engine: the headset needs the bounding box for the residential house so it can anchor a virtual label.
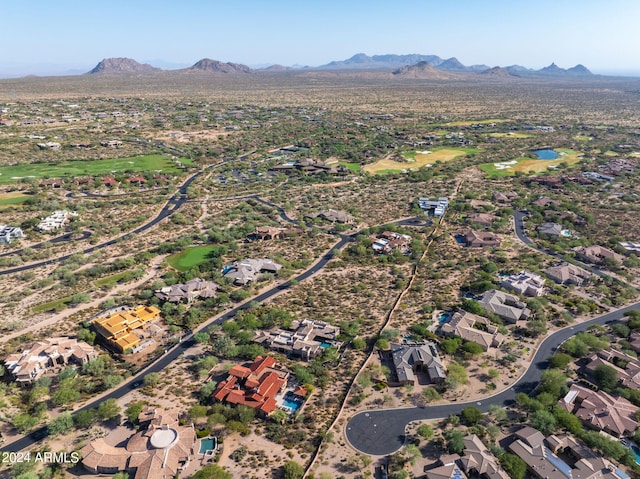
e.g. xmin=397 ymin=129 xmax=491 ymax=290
xmin=478 ymin=289 xmax=530 ymax=323
xmin=440 ymin=311 xmax=504 ymax=351
xmin=212 ymin=356 xmax=288 ymax=416
xmin=101 ymin=140 xmax=123 ymax=148
xmin=5 ymin=337 xmax=96 ymax=383
xmin=457 ymin=435 xmax=510 ymax=479
xmin=500 ymin=271 xmax=545 ymax=297
xmin=305 ymin=209 xmax=355 ymax=224
xmin=251 ymin=225 xmax=302 ymax=241
xmin=254 ymin=319 xmax=341 ymax=360
xmin=92 ymin=305 xmax=161 ymax=353
xmin=37 ymin=141 xmax=61 ymax=150
xmin=461 ymin=230 xmax=501 ymax=248
xmin=584 ymin=349 xmax=640 ymax=391
xmin=0 ymin=225 xmax=24 ymax=244
xmin=419 ymin=197 xmax=449 ymax=217
xmin=544 ymin=263 xmax=592 ymax=286
xmin=543 ymin=210 xmax=585 ymax=226
xmin=465 ymin=212 xmax=495 ymax=227
xmin=154 ymin=278 xmax=218 ymax=303
xmin=508 ymin=426 xmax=630 ymax=479
xmin=102 ymin=176 xmax=119 ymax=188
xmin=573 ymin=245 xmax=625 ymax=266
xmin=223 ymin=258 xmax=282 ymax=286
xmin=424 ymin=456 xmax=468 ymax=479
xmin=558 ymin=384 xmax=638 ymax=437
xmin=37 ymin=210 xmax=78 ymax=231
xmin=40 ymin=178 xmax=63 ymax=189
xmin=371 ymin=231 xmax=412 ymax=254
xmin=127 ymin=175 xmax=147 ymax=186
xmin=583 ymin=171 xmax=614 ymax=182
xmin=492 ymin=191 xmax=519 ymax=203
xmin=81 ymin=407 xmax=196 ymax=479
xmin=537 ymin=222 xmax=570 ymax=238
xmin=531 ymin=196 xmax=560 ymax=208
xmin=385 ymin=342 xmax=446 ymax=386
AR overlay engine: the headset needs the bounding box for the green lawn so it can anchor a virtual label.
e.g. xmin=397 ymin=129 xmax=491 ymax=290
xmin=167 ymin=245 xmax=221 ymax=272
xmin=95 ymin=271 xmax=131 ymax=286
xmin=0 ymin=192 xmax=32 ymax=208
xmin=338 ymin=162 xmax=361 ymax=173
xmin=33 ymin=297 xmax=72 ymax=313
xmin=0 ymin=155 xmax=193 ymax=185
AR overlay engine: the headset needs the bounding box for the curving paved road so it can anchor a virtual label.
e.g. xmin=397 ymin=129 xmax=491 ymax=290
xmin=0 ymin=230 xmax=353 ymax=453
xmin=0 ymin=170 xmax=202 ymax=276
xmin=345 ymin=299 xmax=640 ymax=455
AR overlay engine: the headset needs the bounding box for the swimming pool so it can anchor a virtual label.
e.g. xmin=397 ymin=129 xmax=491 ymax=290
xmin=282 ymin=392 xmax=304 ymax=412
xmin=200 ymin=437 xmax=215 ymax=454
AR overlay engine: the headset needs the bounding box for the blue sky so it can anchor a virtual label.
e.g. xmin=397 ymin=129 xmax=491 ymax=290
xmin=1 ymin=0 xmax=639 ymax=76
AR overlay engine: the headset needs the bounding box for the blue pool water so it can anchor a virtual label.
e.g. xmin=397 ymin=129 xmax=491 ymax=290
xmin=282 ymin=392 xmax=304 ymax=412
xmin=631 ymin=445 xmax=640 ymax=465
xmin=222 ymin=265 xmax=234 ymax=274
xmin=200 ymin=437 xmax=215 ymax=454
xmin=439 ymin=313 xmax=451 ymax=324
xmin=534 ymin=149 xmax=559 ymax=160
xmin=320 ymin=342 xmax=332 ymax=348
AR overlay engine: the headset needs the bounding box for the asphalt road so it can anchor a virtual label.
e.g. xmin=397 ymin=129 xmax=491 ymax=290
xmin=0 ymin=170 xmax=201 ymax=276
xmin=0 ymin=230 xmax=353 ymax=453
xmin=513 ymin=210 xmax=607 ymax=278
xmin=345 ymin=301 xmax=640 ymax=456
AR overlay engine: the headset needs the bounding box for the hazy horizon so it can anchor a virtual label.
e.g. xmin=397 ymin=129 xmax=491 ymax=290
xmin=1 ymin=0 xmax=639 ymax=78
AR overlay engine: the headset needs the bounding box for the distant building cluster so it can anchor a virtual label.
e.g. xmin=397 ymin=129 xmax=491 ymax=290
xmin=5 ymin=337 xmax=97 ymax=383
xmin=37 ymin=210 xmax=78 ymax=231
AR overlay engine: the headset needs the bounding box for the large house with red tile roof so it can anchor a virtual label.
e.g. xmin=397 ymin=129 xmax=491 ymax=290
xmin=212 ymin=356 xmax=288 ymax=416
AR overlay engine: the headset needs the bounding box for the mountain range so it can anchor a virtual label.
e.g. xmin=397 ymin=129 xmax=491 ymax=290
xmin=79 ymin=54 xmax=593 ymax=78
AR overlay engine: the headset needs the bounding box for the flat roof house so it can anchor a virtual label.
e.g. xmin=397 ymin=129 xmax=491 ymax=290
xmin=419 ymin=197 xmax=449 ymax=217
xmin=500 ymin=271 xmax=545 ymax=297
xmin=92 ymin=305 xmax=161 ymax=353
xmin=254 ymin=319 xmax=340 ymax=361
xmin=0 ymin=225 xmax=24 ymax=244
